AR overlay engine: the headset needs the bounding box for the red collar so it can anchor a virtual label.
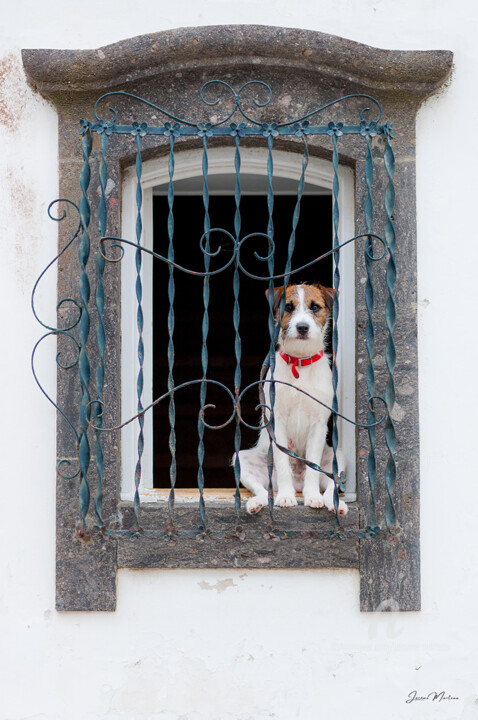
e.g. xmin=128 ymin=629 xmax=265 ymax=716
xmin=279 ymin=349 xmax=324 ymax=379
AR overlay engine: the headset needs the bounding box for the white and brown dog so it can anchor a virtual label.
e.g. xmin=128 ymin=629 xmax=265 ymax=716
xmin=237 ymin=283 xmax=347 ymax=515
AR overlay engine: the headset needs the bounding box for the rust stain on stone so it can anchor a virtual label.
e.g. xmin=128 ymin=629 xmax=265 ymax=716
xmin=0 ymin=52 xmax=27 ymax=129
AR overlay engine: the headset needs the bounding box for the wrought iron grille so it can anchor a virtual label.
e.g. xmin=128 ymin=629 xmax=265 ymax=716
xmin=32 ymin=80 xmax=397 ymax=541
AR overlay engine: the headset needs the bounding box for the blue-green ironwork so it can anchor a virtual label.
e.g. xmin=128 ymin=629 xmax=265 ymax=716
xmin=383 ymin=125 xmax=397 ymax=530
xmin=94 ymin=132 xmax=108 ymax=526
xmin=33 ymin=80 xmax=397 ymax=540
xmin=134 ymin=134 xmax=144 ymax=527
xmin=195 ymin=135 xmax=211 ymax=533
xmin=78 ymin=130 xmax=92 ymax=529
xmin=330 ymin=132 xmax=341 ymax=519
xmin=363 ymin=132 xmax=379 ymax=533
xmin=166 ymin=134 xmax=178 ymax=528
xmin=232 ymin=133 xmax=243 ymax=524
xmin=265 ymin=133 xmax=275 ymax=519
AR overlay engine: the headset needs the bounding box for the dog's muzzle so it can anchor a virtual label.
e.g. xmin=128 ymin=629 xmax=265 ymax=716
xmin=295 ymin=322 xmax=310 ymax=338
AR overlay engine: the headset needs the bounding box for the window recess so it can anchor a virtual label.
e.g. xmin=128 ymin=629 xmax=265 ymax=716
xmin=120 ymin=147 xmax=356 ymax=504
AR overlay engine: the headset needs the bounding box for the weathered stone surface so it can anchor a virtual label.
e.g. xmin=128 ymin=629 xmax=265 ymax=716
xmin=117 ymin=503 xmax=360 ymax=569
xmin=22 ymin=26 xmax=452 ymax=98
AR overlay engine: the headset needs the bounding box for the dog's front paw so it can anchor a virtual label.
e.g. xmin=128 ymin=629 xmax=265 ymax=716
xmin=274 ymin=493 xmax=298 ymax=508
xmin=323 ymin=492 xmax=348 ymax=515
xmin=335 ymin=499 xmax=348 ymax=516
xmin=246 ymin=495 xmax=267 ymax=515
xmin=303 ymin=489 xmax=324 ymax=509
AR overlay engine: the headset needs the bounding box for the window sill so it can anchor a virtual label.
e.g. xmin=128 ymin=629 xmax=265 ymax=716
xmin=116 ymin=498 xmax=360 ymax=570
xmin=122 ymin=487 xmax=357 ymax=503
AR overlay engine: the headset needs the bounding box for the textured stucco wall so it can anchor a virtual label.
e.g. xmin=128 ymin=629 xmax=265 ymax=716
xmin=1 ymin=2 xmax=477 ymax=719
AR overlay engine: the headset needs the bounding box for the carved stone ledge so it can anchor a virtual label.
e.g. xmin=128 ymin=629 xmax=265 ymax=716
xmin=22 ymin=25 xmax=452 ymax=100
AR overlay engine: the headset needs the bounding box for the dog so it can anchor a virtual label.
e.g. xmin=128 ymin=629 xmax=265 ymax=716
xmin=236 ymin=283 xmax=348 ymax=516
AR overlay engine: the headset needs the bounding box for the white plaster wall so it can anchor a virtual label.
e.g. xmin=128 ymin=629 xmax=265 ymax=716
xmin=1 ymin=2 xmax=477 ymax=718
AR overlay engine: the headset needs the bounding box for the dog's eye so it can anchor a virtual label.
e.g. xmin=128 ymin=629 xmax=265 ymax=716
xmin=284 ymin=302 xmax=294 ymax=313
xmin=310 ymin=302 xmax=323 ymax=312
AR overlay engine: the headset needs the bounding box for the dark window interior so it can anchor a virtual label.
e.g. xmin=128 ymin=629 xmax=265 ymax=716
xmin=153 ymin=194 xmax=332 ymax=488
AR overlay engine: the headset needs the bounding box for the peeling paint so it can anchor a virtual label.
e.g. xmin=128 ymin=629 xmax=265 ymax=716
xmin=0 ymin=52 xmax=27 ymax=129
xmin=5 ymin=166 xmax=39 ymax=291
xmin=197 ymin=578 xmax=237 ymax=594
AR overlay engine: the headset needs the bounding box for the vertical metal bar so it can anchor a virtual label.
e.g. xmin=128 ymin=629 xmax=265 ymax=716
xmin=273 ymin=138 xmax=308 ymax=512
xmin=167 ymin=136 xmax=177 ymax=523
xmin=78 ymin=129 xmax=92 ymax=528
xmin=276 ymin=137 xmax=309 ymax=329
xmin=232 ymin=134 xmax=242 ymax=522
xmin=283 ymin=139 xmax=308 ymax=293
xmin=197 ymin=135 xmax=210 ymax=532
xmin=383 ymin=132 xmax=397 ymax=529
xmin=265 ymin=134 xmax=276 ymax=519
xmin=364 ymin=134 xmax=378 ymax=530
xmin=134 ymin=135 xmax=144 ymax=527
xmin=331 ymin=134 xmax=341 ymax=519
xmin=94 ymin=132 xmax=108 ymax=526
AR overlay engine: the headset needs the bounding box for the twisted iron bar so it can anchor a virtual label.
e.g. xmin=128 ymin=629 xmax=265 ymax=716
xmin=196 ymin=135 xmax=211 ymax=532
xmin=330 ymin=132 xmax=341 ymax=517
xmin=78 ymin=129 xmax=92 ymax=528
xmin=232 ymin=133 xmax=242 ymax=522
xmin=265 ymin=132 xmax=276 ymax=519
xmin=94 ymin=133 xmax=108 ymax=526
xmin=166 ymin=135 xmax=178 ymax=527
xmin=364 ymin=134 xmax=378 ymax=531
xmin=133 ymin=134 xmax=145 ymax=527
xmin=383 ymin=130 xmax=397 ymax=530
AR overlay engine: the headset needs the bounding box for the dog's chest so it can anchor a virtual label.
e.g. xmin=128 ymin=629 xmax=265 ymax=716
xmin=267 ymin=354 xmax=332 ymax=442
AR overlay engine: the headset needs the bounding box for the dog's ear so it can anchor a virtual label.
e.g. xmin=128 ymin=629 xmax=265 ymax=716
xmin=318 ymin=285 xmax=337 ymax=311
xmin=265 ymin=285 xmax=284 ymax=314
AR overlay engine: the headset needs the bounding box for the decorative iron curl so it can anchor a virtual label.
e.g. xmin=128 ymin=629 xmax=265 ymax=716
xmin=98 ymin=230 xmax=387 ymax=282
xmin=199 ymin=80 xmax=242 ymax=127
xmin=31 ymin=199 xmax=83 ymax=332
xmin=237 ymin=231 xmax=275 ymax=263
xmin=237 ymin=231 xmax=388 ymax=281
xmin=57 ymin=458 xmax=81 ymax=480
xmin=99 ymin=229 xmax=238 ymax=277
xmin=90 ymin=84 xmax=382 ymax=133
xmin=93 ymin=87 xmax=238 ymax=129
xmin=87 ymin=379 xmax=236 ymax=433
xmin=31 ymin=331 xmax=81 ymax=481
xmin=238 ymin=377 xmax=388 ymax=430
xmin=265 ymin=92 xmax=382 ymax=129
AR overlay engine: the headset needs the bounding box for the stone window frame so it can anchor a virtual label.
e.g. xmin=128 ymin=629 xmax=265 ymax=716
xmin=23 ymin=25 xmax=452 ymax=612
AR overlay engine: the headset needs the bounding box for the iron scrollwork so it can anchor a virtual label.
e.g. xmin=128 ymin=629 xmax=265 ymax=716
xmin=33 ymin=80 xmax=396 ymax=539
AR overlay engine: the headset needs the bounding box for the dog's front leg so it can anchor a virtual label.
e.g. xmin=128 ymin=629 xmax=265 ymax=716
xmin=273 ymin=425 xmax=297 ymax=508
xmin=303 ymin=423 xmax=327 ymax=508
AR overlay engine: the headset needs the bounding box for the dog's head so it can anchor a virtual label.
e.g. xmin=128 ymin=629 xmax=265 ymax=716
xmin=266 ymin=283 xmax=336 ymax=355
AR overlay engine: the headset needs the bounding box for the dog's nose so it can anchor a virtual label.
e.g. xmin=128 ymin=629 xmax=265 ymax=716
xmin=296 ymin=323 xmax=309 ymax=337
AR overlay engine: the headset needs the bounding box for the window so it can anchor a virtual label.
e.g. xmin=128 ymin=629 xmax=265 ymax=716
xmin=24 ymin=26 xmax=452 ymax=611
xmin=120 ymin=147 xmax=356 ymax=503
